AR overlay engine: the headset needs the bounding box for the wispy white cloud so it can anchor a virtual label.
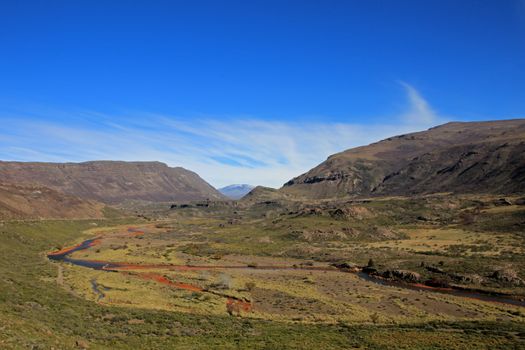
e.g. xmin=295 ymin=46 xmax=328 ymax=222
xmin=399 ymin=81 xmax=440 ymax=125
xmin=0 ymin=84 xmax=448 ymax=188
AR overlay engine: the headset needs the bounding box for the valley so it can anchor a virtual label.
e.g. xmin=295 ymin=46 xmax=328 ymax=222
xmin=4 ymin=191 xmax=517 ymax=348
xmin=1 ymin=120 xmax=524 ymax=349
xmin=1 ymin=211 xmax=524 ymax=348
xmin=3 ymin=1 xmax=525 ymax=348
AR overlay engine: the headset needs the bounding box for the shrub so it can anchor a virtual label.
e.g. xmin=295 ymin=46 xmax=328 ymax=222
xmin=245 ymin=282 xmax=256 ymax=291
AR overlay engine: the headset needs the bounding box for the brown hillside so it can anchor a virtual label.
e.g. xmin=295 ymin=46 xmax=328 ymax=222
xmin=0 ymin=183 xmax=106 ymax=220
xmin=0 ymin=161 xmax=225 ymax=204
xmin=282 ymin=119 xmax=525 ymax=198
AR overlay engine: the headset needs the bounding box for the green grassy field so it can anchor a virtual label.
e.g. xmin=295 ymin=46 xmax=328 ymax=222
xmin=1 ymin=194 xmax=525 ymax=349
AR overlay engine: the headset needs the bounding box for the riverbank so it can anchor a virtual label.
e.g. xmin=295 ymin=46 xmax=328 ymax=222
xmin=48 ymin=228 xmax=525 ymax=308
xmin=2 ymin=219 xmax=524 ymax=349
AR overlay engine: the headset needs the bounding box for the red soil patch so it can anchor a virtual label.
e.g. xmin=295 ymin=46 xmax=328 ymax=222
xmin=138 ymin=272 xmax=203 ymax=292
xmin=226 ymin=297 xmax=252 ymax=315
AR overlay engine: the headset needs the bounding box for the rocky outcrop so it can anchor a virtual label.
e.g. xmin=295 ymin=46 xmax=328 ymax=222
xmin=330 ymin=262 xmax=359 ymax=272
xmin=492 ymin=198 xmax=512 ymax=206
xmin=449 ymin=273 xmax=484 ymax=285
xmin=425 ymin=266 xmax=446 ymax=274
xmin=490 ymin=269 xmax=525 ymax=286
xmin=329 ymin=206 xmax=374 ymax=220
xmin=382 ymin=269 xmax=421 ymax=283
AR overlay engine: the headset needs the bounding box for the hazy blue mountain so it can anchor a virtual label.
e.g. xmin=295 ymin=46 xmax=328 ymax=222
xmin=218 ymin=184 xmax=256 ymax=199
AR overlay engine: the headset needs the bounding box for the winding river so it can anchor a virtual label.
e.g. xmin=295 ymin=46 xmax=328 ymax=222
xmin=47 ymin=228 xmax=525 ymax=309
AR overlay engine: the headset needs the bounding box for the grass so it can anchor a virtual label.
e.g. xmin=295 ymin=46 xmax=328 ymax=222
xmin=59 ymin=219 xmax=525 ymax=324
xmin=365 ymin=228 xmax=524 ymax=256
xmin=1 ymin=193 xmax=525 ymax=348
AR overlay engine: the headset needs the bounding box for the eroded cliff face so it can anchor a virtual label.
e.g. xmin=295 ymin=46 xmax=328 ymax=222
xmin=282 ymin=119 xmax=525 ymax=199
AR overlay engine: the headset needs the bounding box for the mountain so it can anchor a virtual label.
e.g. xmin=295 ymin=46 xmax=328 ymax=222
xmin=218 ymin=184 xmax=255 ymax=199
xmin=0 ymin=161 xmax=225 ymax=204
xmin=0 ymin=182 xmax=107 ymax=220
xmin=239 ymin=186 xmax=296 ymax=205
xmin=282 ymin=119 xmax=525 ymax=199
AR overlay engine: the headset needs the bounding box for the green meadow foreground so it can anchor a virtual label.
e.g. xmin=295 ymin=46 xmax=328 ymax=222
xmin=1 ymin=194 xmax=525 ymax=349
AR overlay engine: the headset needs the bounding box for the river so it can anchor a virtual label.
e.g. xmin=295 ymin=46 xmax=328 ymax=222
xmin=47 ymin=228 xmax=525 ymax=308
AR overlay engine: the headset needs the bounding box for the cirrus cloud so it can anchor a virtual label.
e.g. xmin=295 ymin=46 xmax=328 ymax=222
xmin=0 ymin=83 xmax=447 ymax=188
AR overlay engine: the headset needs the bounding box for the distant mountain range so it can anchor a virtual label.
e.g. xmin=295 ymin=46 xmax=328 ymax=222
xmin=218 ymin=184 xmax=255 ymax=199
xmin=281 ymin=119 xmax=525 ymax=199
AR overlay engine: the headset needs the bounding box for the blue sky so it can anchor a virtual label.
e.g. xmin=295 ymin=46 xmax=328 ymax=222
xmin=1 ymin=1 xmax=524 ymax=187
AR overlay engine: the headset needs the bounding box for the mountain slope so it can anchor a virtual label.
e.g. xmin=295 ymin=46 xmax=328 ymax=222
xmin=218 ymin=184 xmax=255 ymax=199
xmin=0 ymin=161 xmax=225 ymax=204
xmin=0 ymin=182 xmax=107 ymax=220
xmin=239 ymin=186 xmax=289 ymax=203
xmin=282 ymin=119 xmax=525 ymax=198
